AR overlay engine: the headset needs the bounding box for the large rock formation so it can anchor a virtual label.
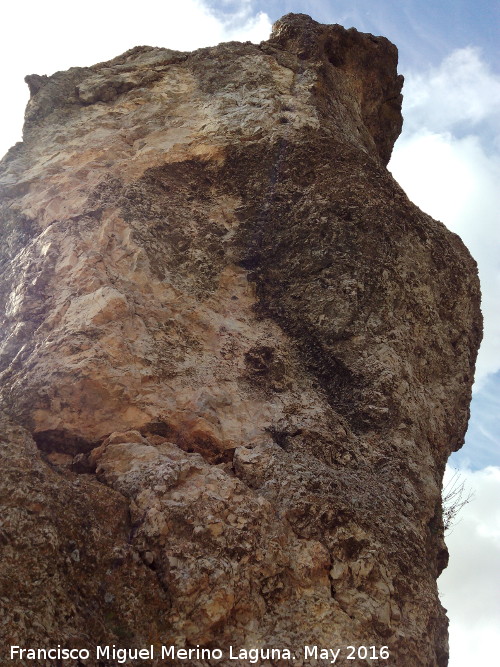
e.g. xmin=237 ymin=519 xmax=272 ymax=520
xmin=0 ymin=13 xmax=481 ymax=667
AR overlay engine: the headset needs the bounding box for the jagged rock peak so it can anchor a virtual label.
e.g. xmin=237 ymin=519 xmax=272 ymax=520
xmin=19 ymin=13 xmax=403 ymax=166
xmin=268 ymin=13 xmax=404 ymax=163
xmin=0 ymin=13 xmax=481 ymax=667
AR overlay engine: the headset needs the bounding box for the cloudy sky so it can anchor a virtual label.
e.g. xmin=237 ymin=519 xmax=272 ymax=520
xmin=1 ymin=1 xmax=498 ymax=664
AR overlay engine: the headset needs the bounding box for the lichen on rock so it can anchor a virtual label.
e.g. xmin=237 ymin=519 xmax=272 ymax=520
xmin=0 ymin=13 xmax=481 ymax=667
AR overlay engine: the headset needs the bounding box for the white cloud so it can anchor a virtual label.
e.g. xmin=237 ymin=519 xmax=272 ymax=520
xmin=402 ymin=47 xmax=500 ymax=133
xmin=0 ymin=0 xmax=272 ymax=158
xmin=439 ymin=465 xmax=500 ymax=667
xmin=205 ymin=0 xmax=272 ymax=42
xmin=389 ymin=48 xmax=500 ymax=385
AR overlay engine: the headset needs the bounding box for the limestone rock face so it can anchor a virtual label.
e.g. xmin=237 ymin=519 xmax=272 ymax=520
xmin=0 ymin=13 xmax=481 ymax=667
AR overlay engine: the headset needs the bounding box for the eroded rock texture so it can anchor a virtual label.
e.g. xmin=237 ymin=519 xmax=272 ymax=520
xmin=0 ymin=13 xmax=481 ymax=667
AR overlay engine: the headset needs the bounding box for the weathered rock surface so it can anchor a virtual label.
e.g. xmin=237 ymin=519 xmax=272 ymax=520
xmin=0 ymin=13 xmax=481 ymax=667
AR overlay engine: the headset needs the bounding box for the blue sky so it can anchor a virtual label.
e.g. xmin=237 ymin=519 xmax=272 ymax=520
xmin=1 ymin=2 xmax=499 ymax=665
